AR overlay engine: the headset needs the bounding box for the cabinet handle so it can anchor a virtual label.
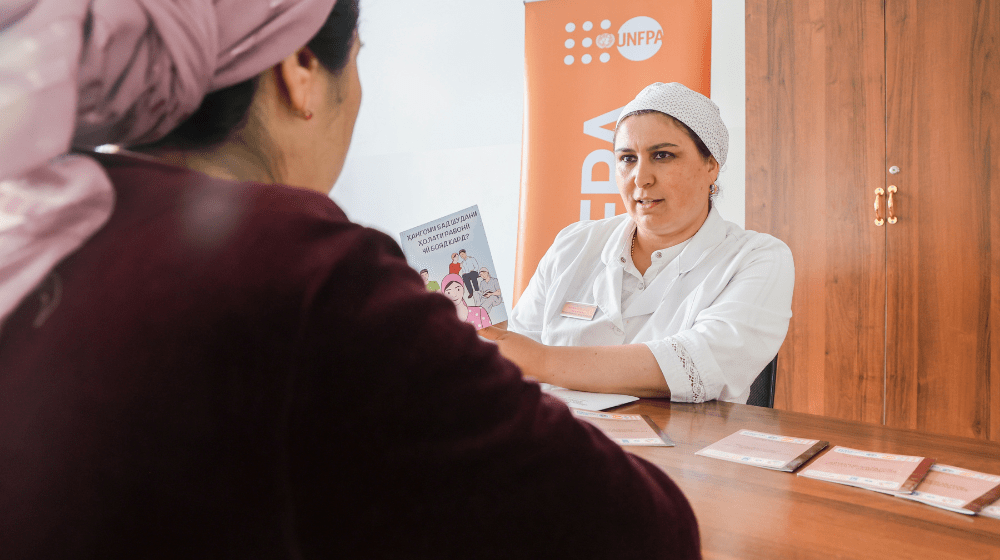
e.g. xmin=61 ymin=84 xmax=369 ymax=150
xmin=874 ymin=187 xmax=885 ymax=226
xmin=887 ymin=185 xmax=897 ymax=224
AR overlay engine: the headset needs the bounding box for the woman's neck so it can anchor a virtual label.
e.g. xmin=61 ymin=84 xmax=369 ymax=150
xmin=139 ymin=141 xmax=280 ymax=185
xmin=631 ymin=207 xmax=708 ymax=275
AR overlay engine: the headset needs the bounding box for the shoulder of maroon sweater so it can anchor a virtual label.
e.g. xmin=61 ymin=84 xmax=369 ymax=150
xmin=88 ymin=152 xmax=407 ymax=291
xmin=0 ymin=152 xmax=414 ymax=377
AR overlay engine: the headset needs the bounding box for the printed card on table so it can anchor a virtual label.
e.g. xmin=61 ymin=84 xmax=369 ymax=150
xmin=398 ymin=205 xmax=507 ymax=329
xmin=900 ymin=464 xmax=1000 ymax=515
xmin=695 ymin=430 xmax=829 ymax=473
xmin=540 ymin=384 xmax=638 ymax=411
xmin=572 ymin=410 xmax=674 ymax=447
xmin=797 ymin=446 xmax=934 ymax=494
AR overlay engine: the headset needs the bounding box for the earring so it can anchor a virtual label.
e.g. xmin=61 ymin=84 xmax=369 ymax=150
xmin=709 ymin=183 xmax=718 ymax=196
xmin=301 ymin=109 xmax=313 ymax=121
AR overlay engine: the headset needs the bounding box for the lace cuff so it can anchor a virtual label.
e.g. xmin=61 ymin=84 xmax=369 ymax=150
xmin=644 ymin=337 xmax=708 ymax=403
xmin=670 ymin=339 xmax=706 ymax=403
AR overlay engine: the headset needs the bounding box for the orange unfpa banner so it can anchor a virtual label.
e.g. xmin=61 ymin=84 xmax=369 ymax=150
xmin=514 ymin=0 xmax=712 ymax=304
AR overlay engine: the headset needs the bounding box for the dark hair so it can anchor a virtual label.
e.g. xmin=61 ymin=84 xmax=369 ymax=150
xmin=419 ymin=269 xmax=428 ymax=274
xmin=615 ymin=109 xmax=713 ymax=162
xmin=306 ymin=0 xmax=361 ymax=76
xmin=150 ymin=0 xmax=360 ymax=149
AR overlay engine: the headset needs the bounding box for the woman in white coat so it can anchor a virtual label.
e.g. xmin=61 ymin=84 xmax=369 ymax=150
xmin=481 ymin=82 xmax=794 ymax=403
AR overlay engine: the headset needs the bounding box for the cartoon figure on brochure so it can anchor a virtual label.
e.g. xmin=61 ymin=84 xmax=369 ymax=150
xmin=420 ymin=269 xmax=439 ymax=292
xmin=477 ymin=267 xmax=502 ymax=314
xmin=441 ymin=273 xmax=492 ymax=330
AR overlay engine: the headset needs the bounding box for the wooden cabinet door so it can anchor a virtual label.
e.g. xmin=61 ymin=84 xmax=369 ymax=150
xmin=748 ymin=0 xmax=1000 ymax=441
xmin=884 ymin=0 xmax=1000 ymax=440
xmin=746 ymin=0 xmax=887 ymax=424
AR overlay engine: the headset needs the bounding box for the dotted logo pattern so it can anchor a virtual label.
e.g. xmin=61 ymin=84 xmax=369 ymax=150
xmin=563 ymin=19 xmax=613 ymax=66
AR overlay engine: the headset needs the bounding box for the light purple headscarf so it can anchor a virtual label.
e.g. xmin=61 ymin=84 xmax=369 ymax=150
xmin=0 ymin=0 xmax=338 ymax=328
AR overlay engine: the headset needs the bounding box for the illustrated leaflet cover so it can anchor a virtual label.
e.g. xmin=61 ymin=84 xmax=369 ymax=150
xmin=695 ymin=429 xmax=829 ymax=472
xmin=797 ymin=446 xmax=934 ymax=494
xmin=398 ymin=205 xmax=507 ymax=329
xmin=900 ymin=464 xmax=1000 ymax=515
xmin=572 ymin=410 xmax=674 ymax=447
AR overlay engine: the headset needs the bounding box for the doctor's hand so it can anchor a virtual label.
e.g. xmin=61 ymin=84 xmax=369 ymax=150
xmin=477 ymin=326 xmax=549 ymax=381
xmin=479 ymin=325 xmax=671 ymax=398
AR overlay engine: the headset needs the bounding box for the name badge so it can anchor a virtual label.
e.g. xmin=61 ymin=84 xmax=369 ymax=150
xmin=560 ymin=301 xmax=599 ymax=321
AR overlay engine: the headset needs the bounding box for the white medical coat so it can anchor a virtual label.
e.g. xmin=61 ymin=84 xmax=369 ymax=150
xmin=509 ymin=207 xmax=794 ymax=403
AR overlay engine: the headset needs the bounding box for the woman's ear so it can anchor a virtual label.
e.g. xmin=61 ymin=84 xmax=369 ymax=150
xmin=707 ymin=155 xmax=720 ymax=181
xmin=276 ymin=47 xmax=321 ymax=118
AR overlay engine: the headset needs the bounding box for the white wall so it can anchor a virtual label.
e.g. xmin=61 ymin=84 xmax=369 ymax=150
xmin=710 ymin=0 xmax=746 ymax=229
xmin=332 ymin=0 xmax=746 ymax=309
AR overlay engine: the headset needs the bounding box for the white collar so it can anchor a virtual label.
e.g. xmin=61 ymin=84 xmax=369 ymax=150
xmin=601 ymin=206 xmax=728 ymax=274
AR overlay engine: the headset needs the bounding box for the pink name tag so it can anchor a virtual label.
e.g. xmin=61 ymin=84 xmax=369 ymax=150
xmin=560 ymin=301 xmax=598 ymax=320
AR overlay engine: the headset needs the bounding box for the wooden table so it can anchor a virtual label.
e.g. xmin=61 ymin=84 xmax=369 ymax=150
xmin=615 ymin=400 xmax=1000 ymax=559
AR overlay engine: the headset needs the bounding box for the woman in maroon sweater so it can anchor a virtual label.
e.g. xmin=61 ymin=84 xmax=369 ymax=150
xmin=0 ymin=1 xmax=700 ymax=558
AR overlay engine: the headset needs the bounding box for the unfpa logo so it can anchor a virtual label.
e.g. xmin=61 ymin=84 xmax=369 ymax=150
xmin=617 ymin=16 xmax=663 ymax=61
xmin=562 ymin=16 xmax=663 ymax=65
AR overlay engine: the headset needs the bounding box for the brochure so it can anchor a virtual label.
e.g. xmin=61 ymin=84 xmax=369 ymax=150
xmin=398 ymin=205 xmax=507 ymax=328
xmin=695 ymin=429 xmax=828 ymax=472
xmin=797 ymin=446 xmax=934 ymax=494
xmin=572 ymin=409 xmax=674 ymax=447
xmin=540 ymin=384 xmax=639 ymax=411
xmin=900 ymin=464 xmax=1000 ymax=515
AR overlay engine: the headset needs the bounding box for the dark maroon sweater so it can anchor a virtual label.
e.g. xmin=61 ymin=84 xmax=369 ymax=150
xmin=0 ymin=154 xmax=700 ymax=559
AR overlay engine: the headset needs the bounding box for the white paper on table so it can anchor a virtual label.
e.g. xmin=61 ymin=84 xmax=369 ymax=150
xmin=539 ymin=383 xmax=638 ymax=411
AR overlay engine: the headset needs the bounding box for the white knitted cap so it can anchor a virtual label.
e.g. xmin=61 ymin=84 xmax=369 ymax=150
xmin=615 ymin=82 xmax=729 ymax=167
